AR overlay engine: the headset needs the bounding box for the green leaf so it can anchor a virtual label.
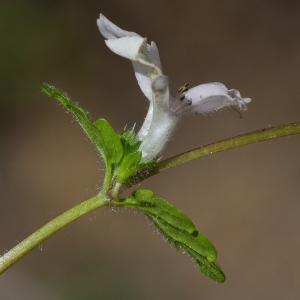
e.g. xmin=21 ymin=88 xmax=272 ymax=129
xmin=117 ymin=130 xmax=158 ymax=184
xmin=119 ymin=129 xmax=142 ymax=156
xmin=94 ymin=119 xmax=123 ymax=166
xmin=183 ymin=247 xmax=225 ymax=283
xmin=147 ymin=213 xmax=224 ymax=282
xmin=133 ymin=190 xmax=195 ymax=233
xmin=147 ymin=214 xmax=217 ymax=263
xmin=120 ymin=194 xmax=223 ymax=282
xmin=132 ymin=189 xmax=154 ymax=201
xmin=121 ymin=190 xmax=194 ymax=233
xmin=41 ymin=84 xmax=123 ymax=167
xmin=116 ymin=152 xmax=142 ymax=184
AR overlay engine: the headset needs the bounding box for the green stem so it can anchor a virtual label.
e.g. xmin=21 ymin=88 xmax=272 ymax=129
xmin=0 ymin=193 xmax=108 ymax=274
xmin=1 ymin=121 xmax=300 ymax=274
xmin=127 ymin=122 xmax=300 ymax=187
xmin=103 ymin=165 xmax=112 ymax=191
xmin=111 ymin=181 xmax=122 ymax=201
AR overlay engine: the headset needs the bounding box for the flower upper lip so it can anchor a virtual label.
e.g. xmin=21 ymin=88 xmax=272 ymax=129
xmin=97 ymin=14 xmax=251 ymax=162
xmin=97 ymin=14 xmax=164 ymax=104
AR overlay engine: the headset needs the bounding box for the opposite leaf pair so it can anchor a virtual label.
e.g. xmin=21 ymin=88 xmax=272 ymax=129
xmin=41 ymin=13 xmax=251 ymax=283
xmin=41 ymin=84 xmax=224 ymax=282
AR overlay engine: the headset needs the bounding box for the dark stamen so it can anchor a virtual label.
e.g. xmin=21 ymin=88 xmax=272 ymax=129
xmin=178 ymin=83 xmax=189 ymax=93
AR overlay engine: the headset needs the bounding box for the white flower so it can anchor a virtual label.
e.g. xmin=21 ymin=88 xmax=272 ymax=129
xmin=97 ymin=14 xmax=251 ymax=162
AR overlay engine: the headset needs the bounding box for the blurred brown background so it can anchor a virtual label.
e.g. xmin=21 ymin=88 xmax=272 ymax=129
xmin=1 ymin=0 xmax=300 ymax=299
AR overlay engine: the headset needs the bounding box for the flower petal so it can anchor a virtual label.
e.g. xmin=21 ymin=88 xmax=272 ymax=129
xmin=149 ymin=41 xmax=163 ymax=72
xmin=170 ymin=82 xmax=251 ymax=115
xmin=136 ymin=101 xmax=153 ymax=141
xmin=139 ymin=105 xmax=177 ymax=162
xmin=138 ymin=75 xmax=178 ymax=162
xmin=105 ymin=36 xmax=147 ymax=61
xmin=97 ymin=14 xmax=140 ymax=39
xmin=98 ymin=14 xmax=163 ymax=102
xmin=137 ymin=75 xmax=170 ymax=143
xmin=152 ymin=75 xmax=169 ymax=111
xmin=132 ymin=61 xmax=153 ymax=101
xmin=131 ymin=41 xmax=163 ymax=101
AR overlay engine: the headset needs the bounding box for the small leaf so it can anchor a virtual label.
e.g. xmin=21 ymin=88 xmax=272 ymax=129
xmin=116 ymin=152 xmax=142 ymax=184
xmin=117 ymin=191 xmax=221 ymax=282
xmin=132 ymin=189 xmax=153 ymax=200
xmin=119 ymin=129 xmax=135 ymax=145
xmin=190 ymin=231 xmax=218 ymax=262
xmin=119 ymin=129 xmax=142 ymax=156
xmin=134 ymin=190 xmax=195 ymax=233
xmin=94 ymin=119 xmax=123 ymax=166
xmin=183 ymin=247 xmax=225 ymax=283
xmin=41 ymin=84 xmax=123 ymax=167
xmin=147 ymin=214 xmax=217 ymax=263
xmin=148 ymin=214 xmax=224 ymax=282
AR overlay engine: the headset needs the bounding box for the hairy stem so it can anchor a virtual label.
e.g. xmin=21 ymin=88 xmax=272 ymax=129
xmin=1 ymin=121 xmax=300 ymax=274
xmin=127 ymin=122 xmax=300 ymax=187
xmin=0 ymin=193 xmax=108 ymax=274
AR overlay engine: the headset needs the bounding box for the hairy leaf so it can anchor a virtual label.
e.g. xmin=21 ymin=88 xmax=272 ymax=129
xmin=94 ymin=119 xmax=123 ymax=166
xmin=148 ymin=214 xmax=217 ymax=263
xmin=119 ymin=129 xmax=142 ymax=155
xmin=116 ymin=152 xmax=142 ymax=184
xmin=41 ymin=84 xmax=123 ymax=167
xmin=133 ymin=190 xmax=195 ymax=233
xmin=183 ymin=246 xmax=225 ymax=283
